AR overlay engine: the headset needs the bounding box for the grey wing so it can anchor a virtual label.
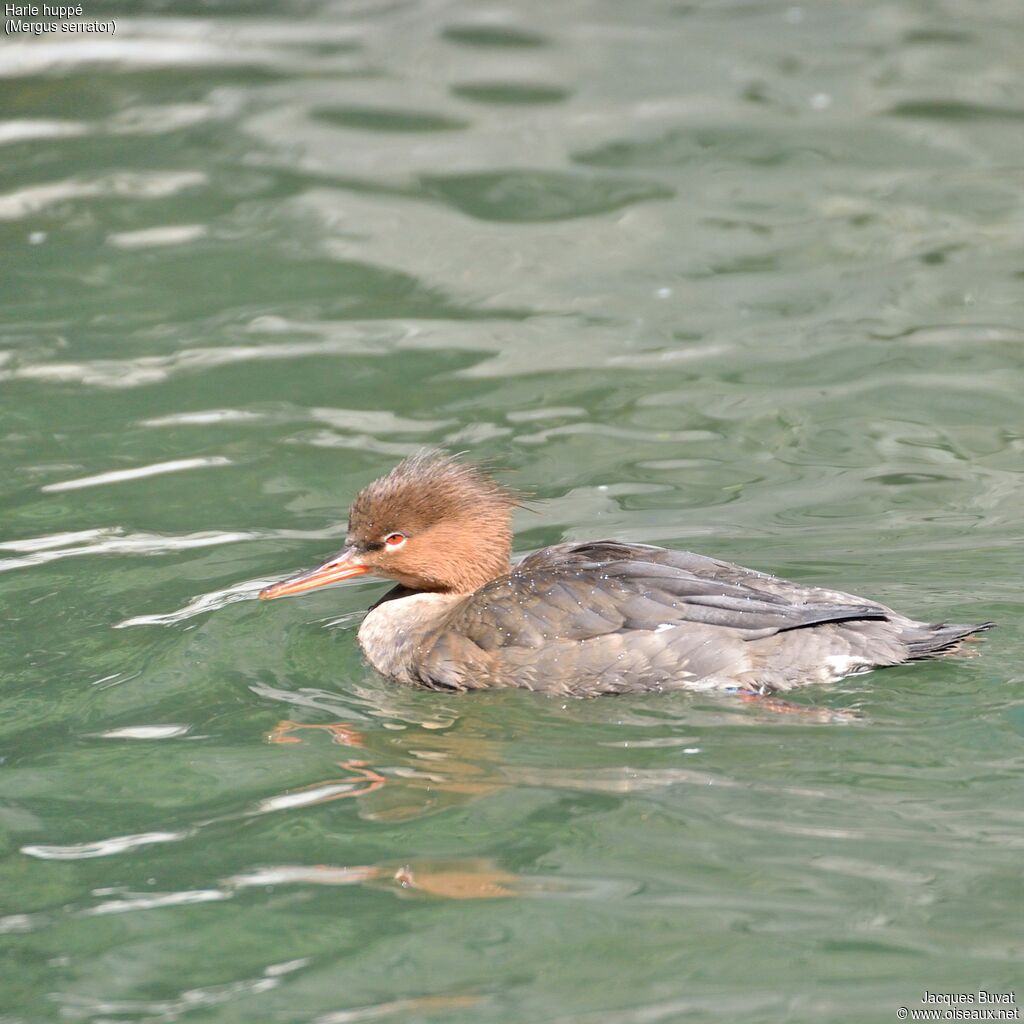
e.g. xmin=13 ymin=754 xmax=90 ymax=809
xmin=543 ymin=541 xmax=892 ymax=611
xmin=414 ymin=542 xmax=891 ymax=695
xmin=513 ymin=542 xmax=891 ymax=636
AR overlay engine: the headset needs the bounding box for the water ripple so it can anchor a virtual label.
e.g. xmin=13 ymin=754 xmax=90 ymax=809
xmin=22 ymin=830 xmax=190 ymax=861
xmin=0 ymin=170 xmax=205 ymax=220
xmin=1 ymin=333 xmax=395 ymax=388
xmin=116 ymin=572 xmax=375 ymax=628
xmin=97 ymin=725 xmax=191 ymax=739
xmin=107 ymin=224 xmax=208 ymax=249
xmin=315 ymin=995 xmax=483 ymax=1023
xmin=140 ymin=409 xmax=267 ymax=427
xmin=55 ymin=961 xmax=299 ymax=1022
xmin=0 ymin=527 xmax=255 ymax=573
xmin=115 ymin=578 xmax=277 ymax=628
xmin=41 ymin=456 xmax=231 ymax=493
xmin=86 ymin=888 xmax=228 ymax=916
xmin=0 ymin=119 xmax=88 ymax=144
xmin=1 ymin=520 xmax=349 ymax=577
xmin=21 ymin=762 xmax=384 ymax=863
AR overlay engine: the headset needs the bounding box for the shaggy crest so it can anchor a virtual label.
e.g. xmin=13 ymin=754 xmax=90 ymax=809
xmin=345 ymin=451 xmax=519 ymax=592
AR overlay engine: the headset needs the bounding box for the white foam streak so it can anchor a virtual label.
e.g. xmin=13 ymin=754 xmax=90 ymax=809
xmin=253 ymin=782 xmax=364 ymax=814
xmin=0 ymin=913 xmax=41 ymax=934
xmin=22 ymin=830 xmax=189 ymax=860
xmin=0 ymin=527 xmax=115 ymax=553
xmin=107 ymin=224 xmax=208 ymax=249
xmin=309 ymin=407 xmax=453 ymax=433
xmin=1 ymin=521 xmax=345 ymax=576
xmin=87 ymin=889 xmax=227 ymax=915
xmin=98 ymin=725 xmax=190 ymax=739
xmin=2 ymin=336 xmax=392 ymax=389
xmin=41 ymin=456 xmax=231 ymax=492
xmin=0 ymin=171 xmax=204 ymax=220
xmin=0 ymin=528 xmax=254 ymax=573
xmin=141 ymin=409 xmax=266 ymax=427
xmin=56 ymin=968 xmax=281 ymax=1018
xmin=0 ymin=119 xmax=87 ymax=145
xmin=115 ymin=578 xmax=277 ymax=627
xmin=117 ymin=549 xmax=371 ymax=628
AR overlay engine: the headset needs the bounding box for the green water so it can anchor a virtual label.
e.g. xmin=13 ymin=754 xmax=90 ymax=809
xmin=2 ymin=1 xmax=1023 ymax=1021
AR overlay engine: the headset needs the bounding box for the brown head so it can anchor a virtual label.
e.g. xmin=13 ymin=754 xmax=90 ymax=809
xmin=259 ymin=451 xmax=519 ymax=600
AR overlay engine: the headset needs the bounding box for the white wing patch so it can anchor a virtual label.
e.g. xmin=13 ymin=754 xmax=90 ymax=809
xmin=824 ymin=654 xmax=872 ymax=678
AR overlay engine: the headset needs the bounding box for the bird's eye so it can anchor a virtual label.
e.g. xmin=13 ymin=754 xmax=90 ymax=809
xmin=384 ymin=532 xmax=406 ymax=548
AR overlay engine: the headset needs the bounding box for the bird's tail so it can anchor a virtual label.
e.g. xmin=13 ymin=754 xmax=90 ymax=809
xmin=904 ymin=620 xmax=994 ymax=660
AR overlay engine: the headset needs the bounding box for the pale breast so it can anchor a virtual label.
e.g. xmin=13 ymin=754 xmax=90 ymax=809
xmin=357 ymin=590 xmax=465 ymax=684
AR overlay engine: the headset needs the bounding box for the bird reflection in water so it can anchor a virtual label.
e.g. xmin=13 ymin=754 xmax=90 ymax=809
xmin=265 ymin=714 xmax=507 ymax=822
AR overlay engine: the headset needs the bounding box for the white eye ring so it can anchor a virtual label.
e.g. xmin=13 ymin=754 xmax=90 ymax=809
xmin=383 ymin=532 xmax=406 ymax=549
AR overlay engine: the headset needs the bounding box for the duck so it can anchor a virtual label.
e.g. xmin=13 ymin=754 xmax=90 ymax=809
xmin=259 ymin=451 xmax=991 ymax=698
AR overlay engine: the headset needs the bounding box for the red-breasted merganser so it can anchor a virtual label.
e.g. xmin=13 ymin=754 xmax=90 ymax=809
xmin=259 ymin=452 xmax=991 ymax=697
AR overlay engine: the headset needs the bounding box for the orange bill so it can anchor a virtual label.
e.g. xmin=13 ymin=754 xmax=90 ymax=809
xmin=259 ymin=547 xmax=369 ymax=600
